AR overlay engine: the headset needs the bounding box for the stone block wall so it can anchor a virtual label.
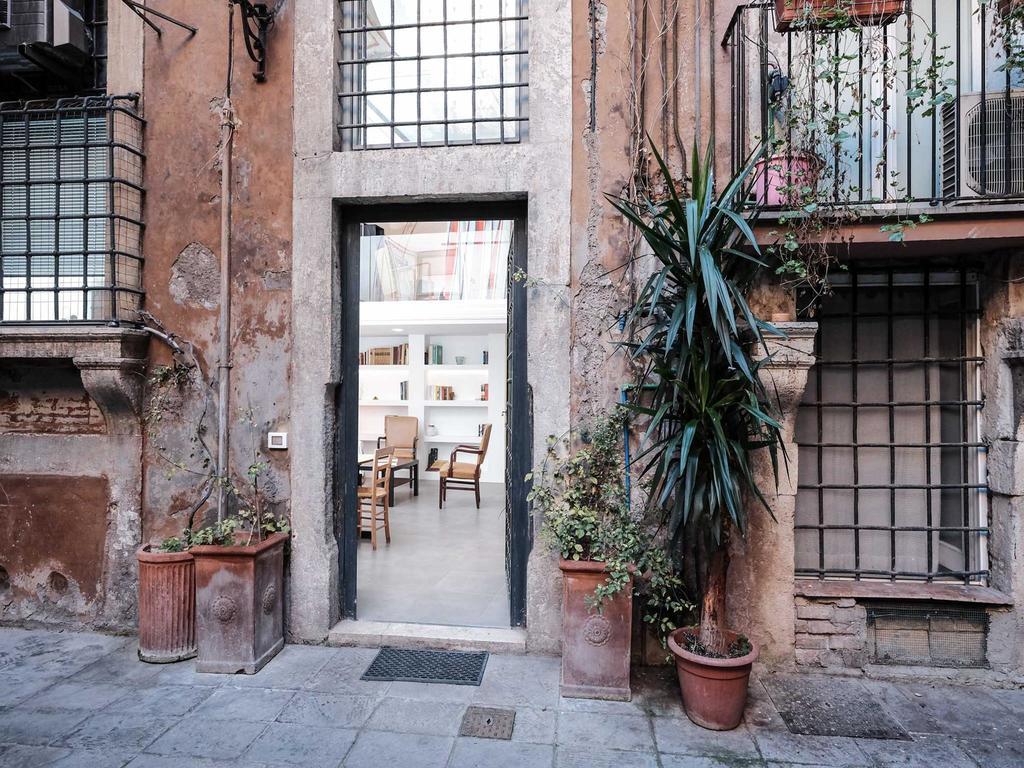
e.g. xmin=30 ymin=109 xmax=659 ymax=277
xmin=793 ymin=596 xmax=868 ymax=668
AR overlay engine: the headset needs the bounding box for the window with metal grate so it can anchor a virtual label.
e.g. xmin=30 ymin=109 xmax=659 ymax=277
xmin=0 ymin=96 xmax=144 ymax=323
xmin=794 ymin=267 xmax=988 ymax=584
xmin=337 ymin=0 xmax=529 ymax=150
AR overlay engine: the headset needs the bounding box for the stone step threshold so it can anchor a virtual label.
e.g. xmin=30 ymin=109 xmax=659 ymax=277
xmin=328 ymin=619 xmax=527 ymax=654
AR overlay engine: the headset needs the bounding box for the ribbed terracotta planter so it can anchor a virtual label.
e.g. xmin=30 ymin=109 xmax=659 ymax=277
xmin=137 ymin=547 xmax=197 ymax=664
xmin=192 ymin=532 xmax=286 ymax=675
xmin=559 ymin=559 xmax=633 ymax=701
xmin=668 ymin=627 xmax=759 ymax=731
xmin=774 ymin=0 xmax=906 ymax=30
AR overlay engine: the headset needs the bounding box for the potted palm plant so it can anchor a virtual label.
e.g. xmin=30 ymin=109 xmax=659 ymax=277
xmin=610 ymin=142 xmax=786 ymax=730
xmin=529 ymin=409 xmax=689 ymax=701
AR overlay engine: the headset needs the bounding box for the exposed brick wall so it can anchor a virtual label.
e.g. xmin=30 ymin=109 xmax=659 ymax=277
xmin=794 ymin=596 xmax=868 ymax=668
xmin=0 ymin=361 xmax=105 ymax=435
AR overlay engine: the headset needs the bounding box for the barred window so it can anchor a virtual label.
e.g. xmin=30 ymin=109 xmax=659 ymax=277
xmin=338 ymin=0 xmax=529 ymax=150
xmin=0 ymin=96 xmax=144 ymax=323
xmin=795 ymin=268 xmax=987 ymax=584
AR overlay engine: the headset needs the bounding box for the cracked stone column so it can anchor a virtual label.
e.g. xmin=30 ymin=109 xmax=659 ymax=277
xmin=727 ymin=321 xmax=818 ymax=665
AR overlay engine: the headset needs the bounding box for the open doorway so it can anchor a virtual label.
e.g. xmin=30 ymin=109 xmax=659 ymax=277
xmin=338 ymin=203 xmax=529 ymax=629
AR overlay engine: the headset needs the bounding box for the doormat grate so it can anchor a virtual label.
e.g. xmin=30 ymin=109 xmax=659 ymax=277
xmin=361 ymin=647 xmax=489 ymax=686
xmin=764 ymin=674 xmax=911 ymax=740
xmin=460 ymin=706 xmax=516 ymax=739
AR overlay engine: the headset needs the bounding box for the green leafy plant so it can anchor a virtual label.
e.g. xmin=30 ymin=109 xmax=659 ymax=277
xmin=610 ymin=140 xmax=785 ymax=657
xmin=528 ymin=408 xmax=691 ymax=645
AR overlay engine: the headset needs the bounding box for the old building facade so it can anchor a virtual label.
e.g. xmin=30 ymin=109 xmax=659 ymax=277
xmin=1 ymin=0 xmax=1023 ymax=683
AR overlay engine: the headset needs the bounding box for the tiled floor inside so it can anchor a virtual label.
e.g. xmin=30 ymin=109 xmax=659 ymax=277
xmin=2 ymin=628 xmax=1024 ymax=767
xmin=355 ymin=479 xmax=509 ymax=627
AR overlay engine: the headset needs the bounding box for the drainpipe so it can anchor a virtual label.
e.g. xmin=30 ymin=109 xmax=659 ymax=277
xmin=216 ymin=98 xmax=235 ymax=520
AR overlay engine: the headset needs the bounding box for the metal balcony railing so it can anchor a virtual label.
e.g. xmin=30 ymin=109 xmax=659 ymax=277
xmin=0 ymin=95 xmax=144 ymax=324
xmin=724 ymin=1 xmax=1024 ymax=211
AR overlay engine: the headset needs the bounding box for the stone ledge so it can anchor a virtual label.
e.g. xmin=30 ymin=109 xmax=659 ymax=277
xmin=328 ymin=619 xmax=528 ymax=654
xmin=795 ymin=579 xmax=1012 ymax=606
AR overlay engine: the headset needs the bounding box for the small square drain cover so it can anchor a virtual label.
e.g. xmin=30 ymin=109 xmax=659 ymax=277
xmin=361 ymin=647 xmax=489 ymax=685
xmin=459 ymin=706 xmax=516 ymax=740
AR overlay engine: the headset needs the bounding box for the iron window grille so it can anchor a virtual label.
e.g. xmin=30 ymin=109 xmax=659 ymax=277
xmin=0 ymin=95 xmax=144 ymax=323
xmin=724 ymin=1 xmax=1024 ymax=208
xmin=338 ymin=0 xmax=529 ymax=150
xmin=794 ymin=267 xmax=988 ymax=585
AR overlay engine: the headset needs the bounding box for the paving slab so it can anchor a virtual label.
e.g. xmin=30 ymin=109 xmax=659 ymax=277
xmin=854 ymin=734 xmax=979 ymax=768
xmin=956 ymin=737 xmax=1024 ymax=768
xmin=0 ymin=709 xmax=91 ymax=746
xmin=104 ymin=684 xmax=215 ymax=717
xmin=57 ymin=711 xmax=177 ymax=752
xmin=342 ymin=730 xmax=453 ymax=768
xmin=557 ymin=710 xmax=657 ymax=753
xmin=190 ymin=686 xmax=296 ymax=722
xmin=142 ymin=715 xmax=268 ymax=760
xmin=242 ymin=722 xmax=358 ymax=767
xmin=448 ymin=737 xmax=554 ymax=768
xmin=23 ymin=681 xmax=131 ymax=711
xmin=556 ymin=745 xmax=662 ymax=768
xmin=652 ymin=715 xmax=762 ymax=761
xmin=276 ymin=690 xmax=379 ymax=729
xmin=364 ymin=696 xmax=467 ymax=736
xmin=0 ymin=743 xmax=73 ymax=768
xmin=752 ymin=731 xmax=872 ymax=766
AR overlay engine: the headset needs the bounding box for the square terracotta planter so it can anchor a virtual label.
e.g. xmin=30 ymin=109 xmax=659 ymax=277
xmin=559 ymin=559 xmax=633 ymax=701
xmin=774 ymin=0 xmax=906 ymax=31
xmin=191 ymin=532 xmax=287 ymax=674
xmin=137 ymin=547 xmax=196 ymax=663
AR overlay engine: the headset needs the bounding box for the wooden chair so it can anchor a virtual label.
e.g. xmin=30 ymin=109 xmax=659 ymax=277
xmin=437 ymin=424 xmax=492 ymax=509
xmin=377 ymin=415 xmax=419 ymax=461
xmin=358 ymin=447 xmax=393 ymax=549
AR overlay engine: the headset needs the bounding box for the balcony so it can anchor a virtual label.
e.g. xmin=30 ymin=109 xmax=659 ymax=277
xmin=724 ymin=1 xmax=1024 ymax=213
xmin=0 ymin=95 xmax=144 ymax=324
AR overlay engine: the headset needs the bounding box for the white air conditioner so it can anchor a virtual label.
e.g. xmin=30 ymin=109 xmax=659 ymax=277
xmin=941 ymin=90 xmax=1024 ymax=199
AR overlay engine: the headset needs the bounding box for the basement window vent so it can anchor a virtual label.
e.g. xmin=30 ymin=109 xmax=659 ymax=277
xmin=866 ymin=602 xmax=989 ymax=668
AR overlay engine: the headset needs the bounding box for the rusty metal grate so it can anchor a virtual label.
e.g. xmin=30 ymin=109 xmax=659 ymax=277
xmin=866 ymin=602 xmax=989 ymax=668
xmin=361 ymin=647 xmax=489 ymax=685
xmin=459 ymin=706 xmax=515 ymax=740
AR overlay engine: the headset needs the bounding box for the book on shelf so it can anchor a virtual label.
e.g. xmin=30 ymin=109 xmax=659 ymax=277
xmin=425 ymin=344 xmax=444 ymax=365
xmin=399 ymin=381 xmax=408 ymax=401
xmin=482 ymin=350 xmax=489 ymax=364
xmin=359 ymin=343 xmax=408 ymax=366
xmin=429 ymin=384 xmax=455 ymax=401
xmin=480 ymin=383 xmax=489 ymax=401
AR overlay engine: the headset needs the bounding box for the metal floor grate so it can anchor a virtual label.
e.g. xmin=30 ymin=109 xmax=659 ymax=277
xmin=460 ymin=706 xmax=516 ymax=739
xmin=361 ymin=647 xmax=489 ymax=686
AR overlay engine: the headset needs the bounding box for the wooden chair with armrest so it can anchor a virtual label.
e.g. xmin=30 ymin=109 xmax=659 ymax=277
xmin=437 ymin=423 xmax=492 ymax=509
xmin=377 ymin=415 xmax=419 ymax=460
xmin=358 ymin=446 xmax=393 ymax=549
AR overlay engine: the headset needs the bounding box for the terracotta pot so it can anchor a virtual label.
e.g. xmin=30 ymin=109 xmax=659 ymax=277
xmin=559 ymin=559 xmax=633 ymax=701
xmin=667 ymin=626 xmax=759 ymax=731
xmin=751 ymin=154 xmax=823 ymax=207
xmin=137 ymin=547 xmax=197 ymax=663
xmin=774 ymin=0 xmax=906 ymax=31
xmin=191 ymin=532 xmax=287 ymax=674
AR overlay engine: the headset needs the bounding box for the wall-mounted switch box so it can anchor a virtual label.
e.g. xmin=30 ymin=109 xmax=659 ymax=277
xmin=268 ymin=432 xmax=288 ymax=450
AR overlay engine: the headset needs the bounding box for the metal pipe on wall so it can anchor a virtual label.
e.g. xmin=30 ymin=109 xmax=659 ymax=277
xmin=216 ymin=98 xmax=235 ymax=520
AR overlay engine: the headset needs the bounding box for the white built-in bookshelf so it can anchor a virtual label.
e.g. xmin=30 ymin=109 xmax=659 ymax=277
xmin=358 ymin=319 xmax=507 ymax=484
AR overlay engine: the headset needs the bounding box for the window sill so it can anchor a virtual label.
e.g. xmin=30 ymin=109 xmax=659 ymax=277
xmin=795 ymin=579 xmax=1012 ymax=607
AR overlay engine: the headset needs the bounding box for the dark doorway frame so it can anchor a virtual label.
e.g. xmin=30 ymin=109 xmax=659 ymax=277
xmin=335 ymin=201 xmax=531 ymax=627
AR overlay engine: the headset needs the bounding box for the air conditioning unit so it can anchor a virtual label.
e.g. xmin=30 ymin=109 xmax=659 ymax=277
xmin=942 ymin=90 xmax=1024 ymax=199
xmin=0 ymin=0 xmax=89 ymax=86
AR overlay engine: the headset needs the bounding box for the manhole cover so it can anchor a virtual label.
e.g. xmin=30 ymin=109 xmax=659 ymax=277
xmin=361 ymin=647 xmax=489 ymax=686
xmin=764 ymin=674 xmax=911 ymax=740
xmin=459 ymin=706 xmax=516 ymax=740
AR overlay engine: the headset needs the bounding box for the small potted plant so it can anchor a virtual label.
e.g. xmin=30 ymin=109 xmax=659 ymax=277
xmin=774 ymin=0 xmax=906 ymax=31
xmin=529 ymin=409 xmax=689 ymax=701
xmin=190 ymin=429 xmax=290 ymax=675
xmin=613 ymin=142 xmax=786 ymax=730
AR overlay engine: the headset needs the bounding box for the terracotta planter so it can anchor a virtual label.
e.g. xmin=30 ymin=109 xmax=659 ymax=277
xmin=752 ymin=154 xmax=822 ymax=207
xmin=559 ymin=559 xmax=633 ymax=701
xmin=137 ymin=547 xmax=197 ymax=663
xmin=668 ymin=627 xmax=759 ymax=731
xmin=192 ymin=532 xmax=287 ymax=674
xmin=775 ymin=0 xmax=906 ymax=31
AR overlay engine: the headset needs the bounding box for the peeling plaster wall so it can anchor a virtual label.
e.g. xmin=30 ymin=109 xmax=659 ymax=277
xmin=139 ymin=0 xmax=294 ymax=548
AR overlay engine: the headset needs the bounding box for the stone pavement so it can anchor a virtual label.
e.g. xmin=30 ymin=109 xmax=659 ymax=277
xmin=0 ymin=628 xmax=1022 ymax=767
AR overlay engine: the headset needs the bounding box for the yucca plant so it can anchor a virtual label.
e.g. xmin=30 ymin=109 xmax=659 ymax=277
xmin=610 ymin=140 xmax=785 ymax=656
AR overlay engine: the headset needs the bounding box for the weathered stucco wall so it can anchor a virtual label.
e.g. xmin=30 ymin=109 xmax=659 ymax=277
xmin=139 ymin=0 xmax=294 ymax=546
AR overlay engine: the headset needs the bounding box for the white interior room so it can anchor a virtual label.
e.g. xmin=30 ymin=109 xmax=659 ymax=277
xmin=356 ymin=218 xmax=510 ymax=627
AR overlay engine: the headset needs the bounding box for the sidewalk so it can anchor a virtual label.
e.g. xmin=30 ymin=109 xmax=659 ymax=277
xmin=0 ymin=627 xmax=1021 ymax=767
